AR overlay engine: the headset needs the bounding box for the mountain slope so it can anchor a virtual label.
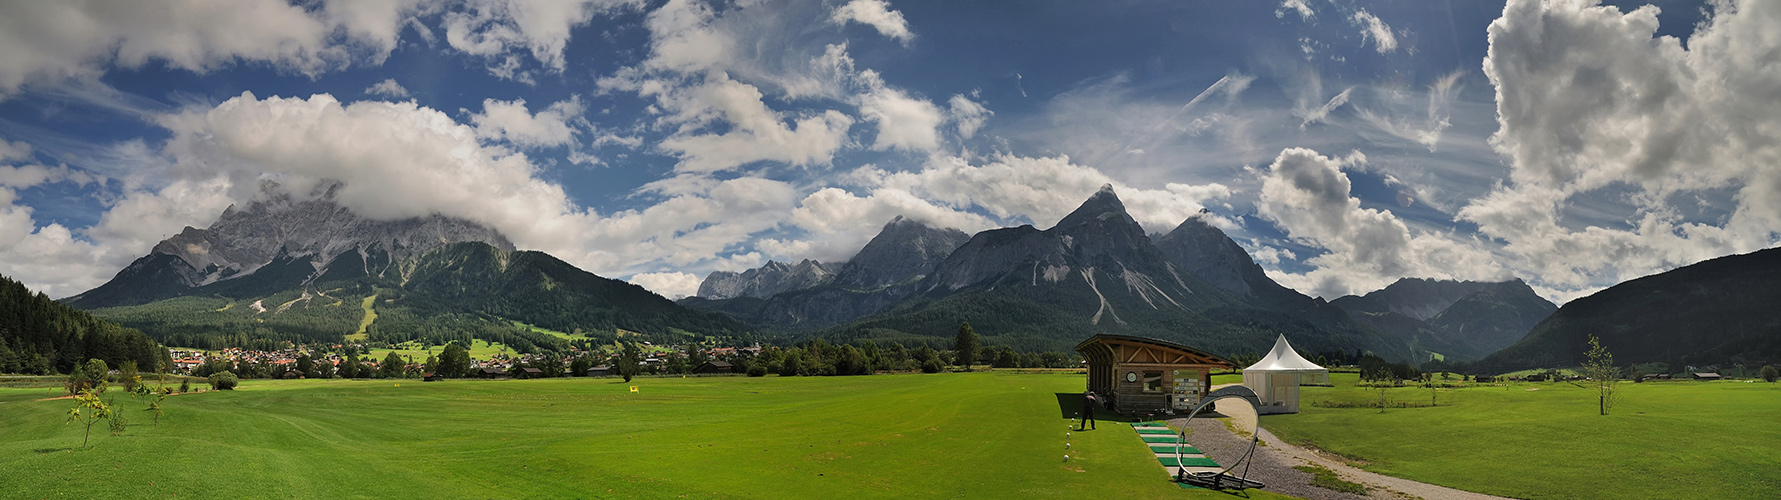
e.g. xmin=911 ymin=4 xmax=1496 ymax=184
xmin=1154 ymin=214 xmax=1317 ymax=311
xmin=1473 ymin=247 xmax=1781 ymax=372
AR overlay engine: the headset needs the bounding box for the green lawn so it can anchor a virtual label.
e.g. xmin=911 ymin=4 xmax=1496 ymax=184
xmin=1264 ymin=373 xmax=1781 ymax=499
xmin=364 ymin=339 xmax=512 ymax=362
xmin=0 ymin=372 xmax=1290 ymax=499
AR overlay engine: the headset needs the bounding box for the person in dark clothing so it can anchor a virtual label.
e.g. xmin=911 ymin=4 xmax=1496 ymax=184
xmin=1080 ymin=391 xmax=1098 ymax=430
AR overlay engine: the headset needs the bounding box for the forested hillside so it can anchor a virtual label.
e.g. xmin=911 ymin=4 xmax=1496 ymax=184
xmin=0 ymin=274 xmax=168 ymax=374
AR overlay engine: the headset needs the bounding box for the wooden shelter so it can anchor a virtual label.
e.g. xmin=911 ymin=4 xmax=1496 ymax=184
xmin=1075 ymin=334 xmax=1233 ymax=415
xmin=587 ymin=365 xmax=613 ymax=377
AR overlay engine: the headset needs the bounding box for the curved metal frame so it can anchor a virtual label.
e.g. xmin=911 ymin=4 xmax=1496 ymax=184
xmin=1173 ymin=385 xmax=1267 ymax=490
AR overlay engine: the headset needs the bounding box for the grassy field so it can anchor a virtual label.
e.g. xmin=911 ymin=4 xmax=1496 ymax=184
xmin=0 ymin=372 xmax=1290 ymax=499
xmin=343 ymin=294 xmax=378 ymax=342
xmin=363 ymin=339 xmax=513 ymax=362
xmin=1264 ymin=373 xmax=1781 ymax=499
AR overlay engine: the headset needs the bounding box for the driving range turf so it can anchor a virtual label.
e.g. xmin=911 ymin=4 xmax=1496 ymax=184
xmin=0 ymin=372 xmax=1292 ymax=499
xmin=1262 ymin=373 xmax=1781 ymax=499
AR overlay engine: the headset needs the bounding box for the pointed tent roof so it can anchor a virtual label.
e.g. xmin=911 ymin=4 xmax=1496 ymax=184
xmin=1244 ymin=335 xmax=1327 ymax=373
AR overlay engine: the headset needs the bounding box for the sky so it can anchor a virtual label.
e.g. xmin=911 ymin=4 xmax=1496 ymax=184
xmin=0 ymin=0 xmax=1777 ymax=304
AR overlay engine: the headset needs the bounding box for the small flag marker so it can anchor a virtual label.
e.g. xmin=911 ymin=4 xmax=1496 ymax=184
xmin=630 ymin=386 xmax=639 ymax=392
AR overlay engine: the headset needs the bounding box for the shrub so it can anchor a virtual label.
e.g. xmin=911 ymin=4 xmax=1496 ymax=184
xmin=178 ymin=380 xmax=191 ymax=393
xmin=747 ymin=365 xmax=768 ymax=377
xmin=921 ymin=359 xmax=945 ymax=374
xmin=208 ymin=371 xmax=239 ymax=391
xmin=1763 ymin=365 xmax=1779 ymax=383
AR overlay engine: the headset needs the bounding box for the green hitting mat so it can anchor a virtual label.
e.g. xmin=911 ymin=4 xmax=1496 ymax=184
xmin=1148 ymin=445 xmax=1202 ymax=454
xmin=1158 ymin=456 xmax=1222 ymax=467
xmin=1136 ymin=428 xmax=1176 ymax=435
xmin=1141 ymin=436 xmax=1181 ymax=443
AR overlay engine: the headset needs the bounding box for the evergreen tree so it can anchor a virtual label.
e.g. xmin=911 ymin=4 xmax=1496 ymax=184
xmin=440 ymin=342 xmax=471 ymax=378
xmin=295 ymin=354 xmax=314 ymax=378
xmin=954 ymin=322 xmax=979 ymax=371
xmin=618 ymin=341 xmax=641 ymax=382
xmin=341 ymin=354 xmax=361 ymax=379
xmin=379 ymin=352 xmax=405 ymax=378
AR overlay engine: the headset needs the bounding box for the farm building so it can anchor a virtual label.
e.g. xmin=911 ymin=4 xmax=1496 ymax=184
xmin=693 ymin=361 xmax=734 ymax=374
xmin=588 ymin=365 xmax=613 ymax=377
xmin=423 ymin=372 xmax=443 ymax=382
xmin=1693 ymin=372 xmax=1723 ymax=381
xmin=1241 ymin=335 xmax=1328 ymax=415
xmin=479 ymin=367 xmax=508 ymax=379
xmin=1075 ymin=334 xmax=1233 ymax=416
xmin=517 ymin=367 xmax=544 ymax=379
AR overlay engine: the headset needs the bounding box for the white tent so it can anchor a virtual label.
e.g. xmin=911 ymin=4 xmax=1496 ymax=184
xmin=1242 ymin=335 xmax=1328 ymax=414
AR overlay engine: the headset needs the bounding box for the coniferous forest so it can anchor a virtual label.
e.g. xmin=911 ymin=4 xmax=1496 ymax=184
xmin=0 ymin=274 xmax=169 ymax=374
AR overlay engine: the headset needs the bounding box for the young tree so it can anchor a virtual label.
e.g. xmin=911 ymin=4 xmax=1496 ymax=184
xmin=143 ymin=389 xmax=168 ymax=426
xmin=65 ymin=387 xmax=113 ymax=447
xmin=954 ymin=322 xmax=979 ymax=371
xmin=423 ymin=353 xmax=440 ymax=374
xmin=1763 ymin=365 xmax=1779 ymax=383
xmin=119 ymin=361 xmax=141 ymax=393
xmin=1583 ymin=334 xmax=1620 ymax=415
xmin=1374 ymin=369 xmax=1391 ymax=413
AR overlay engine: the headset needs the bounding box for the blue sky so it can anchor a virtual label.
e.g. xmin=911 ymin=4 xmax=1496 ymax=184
xmin=0 ymin=0 xmax=1775 ymax=304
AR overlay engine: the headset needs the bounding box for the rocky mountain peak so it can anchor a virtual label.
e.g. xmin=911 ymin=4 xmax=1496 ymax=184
xmin=64 ymin=182 xmax=514 ymax=308
xmin=696 ymin=259 xmax=836 ymax=300
xmin=831 ymin=216 xmax=970 ymax=289
xmin=1052 ymin=183 xmax=1133 ymax=232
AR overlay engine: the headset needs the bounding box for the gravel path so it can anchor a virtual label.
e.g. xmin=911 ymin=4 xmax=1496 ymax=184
xmin=1169 ymin=385 xmax=1518 ymax=500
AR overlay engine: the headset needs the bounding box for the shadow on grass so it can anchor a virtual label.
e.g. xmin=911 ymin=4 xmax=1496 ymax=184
xmin=1054 ymin=393 xmax=1084 ymax=419
xmin=34 ymin=447 xmax=79 ymax=454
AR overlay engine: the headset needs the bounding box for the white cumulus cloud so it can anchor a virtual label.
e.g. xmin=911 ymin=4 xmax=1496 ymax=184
xmin=364 ymin=78 xmax=411 ymax=98
xmin=831 ymin=0 xmax=914 ymax=44
xmin=1256 ymin=147 xmax=1504 ymax=299
xmin=626 ymin=271 xmax=702 ymax=299
xmin=470 ymin=96 xmax=584 ymax=149
xmin=1459 ymin=0 xmax=1781 ymax=295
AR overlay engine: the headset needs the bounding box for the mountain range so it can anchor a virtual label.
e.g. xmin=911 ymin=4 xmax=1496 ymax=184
xmin=1330 ymin=278 xmax=1556 ymax=362
xmin=62 ymin=179 xmax=1773 ymax=371
xmin=692 ymin=186 xmax=1417 ymax=358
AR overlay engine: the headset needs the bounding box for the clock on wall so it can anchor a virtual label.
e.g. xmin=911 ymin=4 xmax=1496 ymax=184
xmin=1125 ymin=371 xmax=1138 ymax=383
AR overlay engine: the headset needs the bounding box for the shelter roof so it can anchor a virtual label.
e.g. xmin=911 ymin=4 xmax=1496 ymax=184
xmin=1074 ymin=334 xmax=1233 ymax=367
xmin=1244 ymin=335 xmax=1327 ymax=373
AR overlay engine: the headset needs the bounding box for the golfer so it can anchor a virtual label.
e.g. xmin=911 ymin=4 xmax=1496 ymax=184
xmin=1080 ymin=391 xmax=1098 ymax=430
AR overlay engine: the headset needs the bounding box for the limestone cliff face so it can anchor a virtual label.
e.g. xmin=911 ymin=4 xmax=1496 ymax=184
xmin=696 ymin=259 xmax=836 ymax=300
xmin=65 ymin=182 xmax=513 ymax=308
